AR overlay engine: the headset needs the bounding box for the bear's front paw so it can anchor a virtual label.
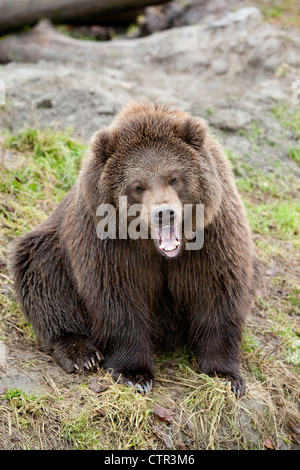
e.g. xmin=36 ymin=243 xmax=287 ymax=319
xmin=199 ymin=362 xmax=246 ymax=397
xmin=112 ymin=370 xmax=154 ymax=394
xmin=203 ymin=371 xmax=245 ymax=398
xmin=53 ymin=334 xmax=104 ymax=373
xmin=223 ymin=375 xmax=245 ymax=398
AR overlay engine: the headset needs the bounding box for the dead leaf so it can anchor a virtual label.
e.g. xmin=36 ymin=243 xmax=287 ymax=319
xmin=177 ymin=441 xmax=188 ymax=450
xmin=90 ymin=377 xmax=109 ymax=393
xmin=153 ymin=404 xmax=176 ymax=422
xmin=263 ymin=437 xmax=276 ymax=449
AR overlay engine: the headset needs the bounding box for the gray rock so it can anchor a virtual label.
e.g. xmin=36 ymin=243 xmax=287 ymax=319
xmin=209 ymin=108 xmax=252 ymax=131
xmin=209 ymin=6 xmax=263 ymax=27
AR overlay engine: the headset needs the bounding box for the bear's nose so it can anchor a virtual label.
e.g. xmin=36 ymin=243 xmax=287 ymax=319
xmin=153 ymin=205 xmax=177 ymax=225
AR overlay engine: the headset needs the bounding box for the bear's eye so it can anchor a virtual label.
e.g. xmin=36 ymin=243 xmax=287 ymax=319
xmin=169 ymin=177 xmax=178 ymax=186
xmin=134 ymin=185 xmax=145 ymax=194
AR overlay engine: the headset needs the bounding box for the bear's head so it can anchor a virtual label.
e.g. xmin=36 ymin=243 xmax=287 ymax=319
xmin=84 ymin=102 xmax=223 ymax=258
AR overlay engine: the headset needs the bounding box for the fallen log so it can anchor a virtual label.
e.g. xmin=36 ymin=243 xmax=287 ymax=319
xmin=0 ymin=19 xmax=142 ymax=63
xmin=0 ymin=0 xmax=165 ymax=34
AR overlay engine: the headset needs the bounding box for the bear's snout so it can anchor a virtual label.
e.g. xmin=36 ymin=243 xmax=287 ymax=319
xmin=151 ymin=203 xmax=182 ymax=258
xmin=152 ymin=204 xmax=177 ymax=225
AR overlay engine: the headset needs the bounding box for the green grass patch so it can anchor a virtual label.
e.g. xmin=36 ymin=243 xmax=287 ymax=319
xmin=272 ymin=103 xmax=300 ymax=134
xmin=236 ymin=167 xmax=296 ymax=199
xmin=0 ymin=128 xmax=86 ymax=238
xmin=2 ymin=127 xmax=86 ymax=193
xmin=246 ymin=200 xmax=300 ymax=239
xmin=288 ymin=144 xmax=300 ymax=165
xmin=272 ymin=104 xmax=300 ymax=165
xmin=257 ymin=0 xmax=300 ymax=28
xmin=227 ymin=137 xmax=300 ymax=245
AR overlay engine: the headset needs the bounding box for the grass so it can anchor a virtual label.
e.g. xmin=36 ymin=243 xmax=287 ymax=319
xmin=272 ymin=104 xmax=300 ymax=165
xmin=245 ymin=199 xmax=300 ymax=240
xmin=0 ymin=128 xmax=85 ymax=243
xmin=1 ymin=127 xmax=85 ymax=194
xmin=257 ymin=0 xmax=300 ymax=29
xmin=0 ymin=124 xmax=299 ymax=450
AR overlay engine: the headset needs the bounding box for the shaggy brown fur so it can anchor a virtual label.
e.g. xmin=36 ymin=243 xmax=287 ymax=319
xmin=12 ymin=102 xmax=257 ymax=396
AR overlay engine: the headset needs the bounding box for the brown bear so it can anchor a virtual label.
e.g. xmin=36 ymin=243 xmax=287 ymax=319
xmin=11 ymin=102 xmax=256 ymax=397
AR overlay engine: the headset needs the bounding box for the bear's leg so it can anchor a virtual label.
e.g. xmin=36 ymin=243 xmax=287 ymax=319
xmin=95 ymin=318 xmax=154 ymax=394
xmin=189 ymin=319 xmax=245 ymax=397
xmin=12 ymin=230 xmax=103 ymax=373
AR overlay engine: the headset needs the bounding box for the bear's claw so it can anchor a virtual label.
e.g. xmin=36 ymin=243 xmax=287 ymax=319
xmin=113 ymin=371 xmax=154 ymax=394
xmin=127 ymin=379 xmax=153 ymax=394
xmin=52 ymin=334 xmax=104 ymax=373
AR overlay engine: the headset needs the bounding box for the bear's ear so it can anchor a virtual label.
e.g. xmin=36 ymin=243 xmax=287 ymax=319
xmin=90 ymin=129 xmax=116 ymax=165
xmin=176 ymin=116 xmax=207 ymax=151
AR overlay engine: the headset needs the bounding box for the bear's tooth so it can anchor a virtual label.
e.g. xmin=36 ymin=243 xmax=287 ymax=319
xmin=165 ymin=245 xmax=176 ymax=251
xmin=159 ymin=242 xmax=166 ymax=250
xmin=174 ymin=240 xmax=180 ymax=246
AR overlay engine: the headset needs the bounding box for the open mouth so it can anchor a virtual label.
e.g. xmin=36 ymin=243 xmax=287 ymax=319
xmin=152 ymin=223 xmax=181 ymax=258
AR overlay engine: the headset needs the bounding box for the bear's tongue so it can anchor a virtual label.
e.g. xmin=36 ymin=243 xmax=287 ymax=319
xmin=153 ymin=224 xmax=181 ymax=258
